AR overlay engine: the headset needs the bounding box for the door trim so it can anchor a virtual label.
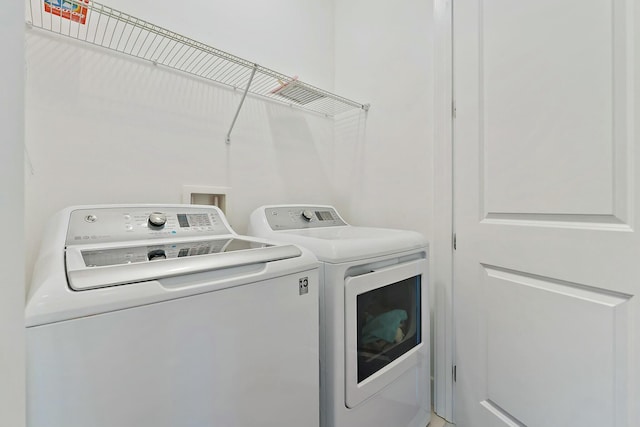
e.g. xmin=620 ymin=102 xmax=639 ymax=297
xmin=433 ymin=0 xmax=455 ymax=422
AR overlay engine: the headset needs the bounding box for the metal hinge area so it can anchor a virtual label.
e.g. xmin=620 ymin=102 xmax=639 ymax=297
xmin=453 ymin=233 xmax=457 ymax=250
xmin=452 ymin=100 xmax=456 ymax=118
xmin=453 ymin=365 xmax=457 ymax=382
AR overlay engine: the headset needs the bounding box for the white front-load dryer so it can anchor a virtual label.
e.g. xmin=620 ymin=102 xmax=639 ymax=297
xmin=249 ymin=205 xmax=430 ymax=427
xmin=26 ymin=204 xmax=320 ymax=427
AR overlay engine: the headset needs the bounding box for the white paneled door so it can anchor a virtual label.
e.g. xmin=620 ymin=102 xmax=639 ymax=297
xmin=453 ymin=0 xmax=639 ymax=426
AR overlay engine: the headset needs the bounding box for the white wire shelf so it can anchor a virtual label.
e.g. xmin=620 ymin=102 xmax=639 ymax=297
xmin=26 ymin=0 xmax=369 ymax=136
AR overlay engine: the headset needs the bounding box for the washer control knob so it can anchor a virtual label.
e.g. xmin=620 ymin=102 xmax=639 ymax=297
xmin=148 ymin=249 xmax=166 ymax=261
xmin=301 ymin=210 xmax=314 ymax=222
xmin=148 ymin=212 xmax=167 ymax=228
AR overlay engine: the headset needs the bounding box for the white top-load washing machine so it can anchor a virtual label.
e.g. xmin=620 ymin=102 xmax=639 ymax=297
xmin=26 ymin=204 xmax=320 ymax=427
xmin=249 ymin=205 xmax=430 ymax=427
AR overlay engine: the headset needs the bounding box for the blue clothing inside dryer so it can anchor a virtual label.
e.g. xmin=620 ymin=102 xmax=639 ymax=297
xmin=362 ymin=309 xmax=408 ymax=344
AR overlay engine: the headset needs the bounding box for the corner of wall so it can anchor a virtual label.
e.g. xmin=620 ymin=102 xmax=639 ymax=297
xmin=0 ymin=1 xmax=26 ymax=426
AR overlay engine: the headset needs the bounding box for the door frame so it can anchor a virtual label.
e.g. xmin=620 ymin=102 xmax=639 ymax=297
xmin=432 ymin=0 xmax=455 ymax=422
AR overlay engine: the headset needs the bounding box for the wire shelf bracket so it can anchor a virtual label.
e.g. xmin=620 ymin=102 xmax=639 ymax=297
xmin=226 ymin=65 xmax=257 ymax=145
xmin=26 ymin=0 xmax=370 ymax=143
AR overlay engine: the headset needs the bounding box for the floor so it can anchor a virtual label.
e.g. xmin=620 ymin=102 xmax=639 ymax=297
xmin=429 ymin=412 xmax=455 ymax=427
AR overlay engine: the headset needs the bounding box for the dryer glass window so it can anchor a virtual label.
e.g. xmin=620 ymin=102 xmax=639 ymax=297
xmin=356 ymin=275 xmax=421 ymax=383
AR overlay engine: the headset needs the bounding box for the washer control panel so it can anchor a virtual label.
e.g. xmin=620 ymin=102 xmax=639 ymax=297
xmin=264 ymin=206 xmax=347 ymax=231
xmin=66 ymin=206 xmax=231 ymax=245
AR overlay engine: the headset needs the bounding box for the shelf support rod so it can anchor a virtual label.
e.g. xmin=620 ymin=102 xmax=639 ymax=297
xmin=226 ymin=64 xmax=258 ymax=144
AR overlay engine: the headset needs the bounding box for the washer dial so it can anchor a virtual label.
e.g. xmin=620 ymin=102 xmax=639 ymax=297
xmin=148 ymin=212 xmax=167 ymax=228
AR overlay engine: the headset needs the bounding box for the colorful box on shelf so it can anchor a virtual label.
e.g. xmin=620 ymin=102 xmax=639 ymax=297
xmin=44 ymin=0 xmax=89 ymax=24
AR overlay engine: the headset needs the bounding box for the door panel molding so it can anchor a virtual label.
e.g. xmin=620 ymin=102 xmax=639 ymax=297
xmin=480 ymin=265 xmax=631 ymax=426
xmin=612 ymin=0 xmax=634 ymax=227
xmin=482 ymin=213 xmax=632 ymax=231
xmin=482 ymin=264 xmax=632 ymax=305
xmin=475 ymin=0 xmax=633 ymax=221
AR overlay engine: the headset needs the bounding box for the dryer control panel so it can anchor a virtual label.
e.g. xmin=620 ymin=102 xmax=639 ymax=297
xmin=66 ymin=206 xmax=232 ymax=245
xmin=264 ymin=206 xmax=347 ymax=231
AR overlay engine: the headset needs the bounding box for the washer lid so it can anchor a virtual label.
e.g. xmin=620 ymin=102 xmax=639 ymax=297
xmin=65 ymin=238 xmax=302 ymax=291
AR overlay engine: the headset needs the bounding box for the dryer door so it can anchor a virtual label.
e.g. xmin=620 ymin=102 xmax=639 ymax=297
xmin=344 ymin=258 xmax=428 ymax=408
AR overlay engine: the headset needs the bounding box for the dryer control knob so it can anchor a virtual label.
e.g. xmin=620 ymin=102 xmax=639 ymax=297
xmin=148 ymin=212 xmax=167 ymax=228
xmin=301 ymin=210 xmax=314 ymax=222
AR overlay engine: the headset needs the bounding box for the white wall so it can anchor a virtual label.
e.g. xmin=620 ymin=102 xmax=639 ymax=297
xmin=0 ymin=1 xmax=26 ymax=426
xmin=102 ymin=0 xmax=336 ymax=89
xmin=24 ymin=0 xmax=339 ymax=283
xmin=333 ymin=0 xmax=434 ymax=238
xmin=333 ymin=0 xmax=436 ymax=401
